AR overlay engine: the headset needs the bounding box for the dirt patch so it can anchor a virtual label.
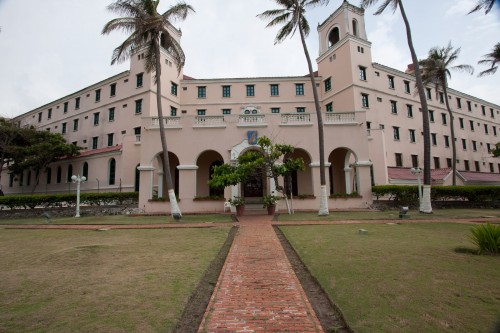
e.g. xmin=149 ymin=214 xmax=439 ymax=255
xmin=274 ymin=226 xmax=354 ymax=333
xmin=173 ymin=226 xmax=238 ymax=333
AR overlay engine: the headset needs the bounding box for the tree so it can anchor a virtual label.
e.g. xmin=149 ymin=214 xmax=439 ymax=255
xmin=420 ymin=42 xmax=474 ymax=186
xmin=7 ymin=128 xmax=80 ymax=193
xmin=477 ymin=43 xmax=500 ymax=77
xmin=360 ymin=0 xmax=432 ymax=213
xmin=102 ymin=0 xmax=194 ymax=220
xmin=0 ymin=118 xmax=26 ymax=188
xmin=208 ymin=136 xmax=305 ymax=214
xmin=468 ymin=0 xmax=497 ymax=14
xmin=491 ymin=142 xmax=500 ymax=157
xmin=258 ymin=0 xmax=330 ymax=216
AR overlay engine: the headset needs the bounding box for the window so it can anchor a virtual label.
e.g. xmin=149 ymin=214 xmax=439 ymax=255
xmin=246 ymin=85 xmax=255 ymax=97
xmin=57 ymin=166 xmax=62 ymax=183
xmin=491 ymin=108 xmax=495 ymax=118
xmin=222 ymin=109 xmax=231 ymax=115
xmin=359 ymin=66 xmax=366 ymax=81
xmin=456 ymin=97 xmax=462 ymax=109
xmin=393 ymin=126 xmax=400 ymax=140
xmin=395 ymin=153 xmax=403 ymax=167
xmin=134 ymin=127 xmax=141 ymax=136
xmin=434 ymin=157 xmax=440 ymax=169
xmin=295 ymin=83 xmax=304 ymax=95
xmin=411 ymin=154 xmax=419 ymax=168
xmin=271 ymin=108 xmax=280 ymax=114
xmin=481 ymin=105 xmax=486 ymax=115
xmin=136 ymin=73 xmax=143 ymax=88
xmin=296 ymin=107 xmax=305 ymax=113
xmin=73 ymin=119 xmax=79 ymax=131
xmin=48 ymin=108 xmax=52 ymax=119
xmin=197 ymin=86 xmax=206 ymax=98
xmin=62 ymin=122 xmax=67 ymax=134
xmin=92 ymin=136 xmax=98 ymax=149
xmin=447 ymin=158 xmax=452 ymax=168
xmin=441 ymin=113 xmax=447 ymax=125
xmin=324 ymin=78 xmax=332 ymax=91
xmin=197 ymin=109 xmax=206 ymax=116
xmin=469 ymin=120 xmax=474 ymax=131
xmin=444 ymin=135 xmax=450 ymax=148
xmin=46 ymin=168 xmax=52 ymax=185
xmin=462 ymin=138 xmax=467 ymax=150
xmin=19 ymin=172 xmax=23 ymax=186
xmin=459 ymin=117 xmax=464 ymax=129
xmin=472 ymin=140 xmax=477 ymax=151
xmin=8 ymin=174 xmax=14 ymax=187
xmin=38 ymin=112 xmax=42 ymax=123
xmin=82 ymin=162 xmax=88 ymax=179
xmin=26 ymin=171 xmax=31 ymax=187
xmin=484 ymin=124 xmax=489 ymax=134
xmin=352 ymin=19 xmax=359 ymax=36
xmin=487 ymin=143 xmax=492 ymax=152
xmin=95 ymin=89 xmax=101 ymax=102
xmin=494 ymin=126 xmax=497 ymax=136
xmin=75 ymin=97 xmax=80 ymax=109
xmin=361 ymin=93 xmax=369 ymax=108
xmin=490 ymin=163 xmax=494 ymax=173
xmin=406 ymin=104 xmax=413 ymax=118
xmin=108 ymin=107 xmax=115 ymax=121
xmin=67 ymin=164 xmax=73 ymax=183
xmin=388 ymin=76 xmax=395 ymax=89
xmin=326 ymin=102 xmax=333 ymax=113
xmin=404 ymin=80 xmax=410 ymax=93
xmin=431 ymin=133 xmax=437 ymax=146
xmin=409 ymin=129 xmax=416 ymax=143
xmin=110 ymin=83 xmax=116 ymax=97
xmin=222 ymin=85 xmax=231 ymax=97
xmin=170 ymin=106 xmax=177 ymax=116
xmin=467 ymin=101 xmax=472 ymax=111
xmin=464 ymin=160 xmax=470 ymax=171
xmin=390 ymin=100 xmax=397 ymax=114
xmin=109 ymin=158 xmax=116 ymax=185
xmin=93 ymin=112 xmax=100 ymax=126
xmin=426 ymin=88 xmax=432 ymax=100
xmin=475 ymin=161 xmax=480 ymax=172
xmin=135 ymin=99 xmax=142 ymax=114
xmin=429 ymin=110 xmax=434 ymax=122
xmin=328 ymin=27 xmax=340 ymax=47
xmin=439 ymin=92 xmax=444 ymax=104
xmin=171 ymin=82 xmax=178 ymax=96
xmin=107 ymin=133 xmax=114 ymax=147
xmin=270 ymin=84 xmax=279 ymax=96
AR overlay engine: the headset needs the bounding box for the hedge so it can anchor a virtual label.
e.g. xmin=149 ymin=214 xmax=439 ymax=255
xmin=372 ymin=185 xmax=500 ymax=205
xmin=0 ymin=192 xmax=138 ymax=210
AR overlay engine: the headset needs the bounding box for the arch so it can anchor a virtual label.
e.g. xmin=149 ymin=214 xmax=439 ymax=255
xmin=352 ymin=19 xmax=359 ymax=37
xmin=108 ymin=158 xmax=116 ymax=185
xmin=328 ymin=148 xmax=358 ymax=195
xmin=46 ymin=167 xmax=52 ymax=185
xmin=242 ymin=105 xmax=260 ymax=115
xmin=67 ymin=164 xmax=73 ymax=183
xmin=152 ymin=151 xmax=180 ymax=199
xmin=285 ymin=148 xmax=313 ymax=196
xmin=56 ymin=166 xmax=62 ymax=184
xmin=134 ymin=164 xmax=140 ymax=192
xmin=196 ymin=150 xmax=224 ymax=198
xmin=82 ymin=162 xmax=89 ymax=179
xmin=328 ymin=26 xmax=340 ymax=48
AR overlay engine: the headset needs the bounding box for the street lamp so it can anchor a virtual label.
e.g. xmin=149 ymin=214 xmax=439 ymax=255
xmin=71 ymin=175 xmax=86 ymax=217
xmin=410 ymin=167 xmax=423 ymax=209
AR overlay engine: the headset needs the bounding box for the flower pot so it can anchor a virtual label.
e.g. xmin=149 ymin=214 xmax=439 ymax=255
xmin=267 ymin=204 xmax=276 ymax=215
xmin=236 ymin=205 xmax=245 ymax=216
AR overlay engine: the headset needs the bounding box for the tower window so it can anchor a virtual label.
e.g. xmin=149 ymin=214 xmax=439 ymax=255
xmin=352 ymin=19 xmax=358 ymax=37
xmin=328 ymin=27 xmax=340 ymax=47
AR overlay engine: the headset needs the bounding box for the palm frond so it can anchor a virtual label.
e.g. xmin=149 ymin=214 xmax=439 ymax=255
xmin=257 ymin=8 xmax=288 ymax=20
xmin=101 ymin=17 xmax=138 ymax=35
xmin=478 ymin=66 xmax=498 ymax=77
xmin=162 ymin=2 xmax=195 ymax=22
xmin=303 ymin=0 xmax=330 ymax=10
xmin=275 ymin=20 xmax=296 ymax=44
xmin=110 ymin=33 xmax=139 ymax=65
xmin=468 ymin=0 xmax=496 ymax=14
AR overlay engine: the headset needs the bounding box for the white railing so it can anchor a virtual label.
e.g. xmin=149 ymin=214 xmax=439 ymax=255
xmin=135 ymin=135 xmax=141 ymax=143
xmin=281 ymin=113 xmax=311 ymax=124
xmin=194 ymin=116 xmax=225 ymax=127
xmin=150 ymin=117 xmax=181 ymax=128
xmin=238 ymin=114 xmax=266 ymax=125
xmin=324 ymin=112 xmax=356 ymax=124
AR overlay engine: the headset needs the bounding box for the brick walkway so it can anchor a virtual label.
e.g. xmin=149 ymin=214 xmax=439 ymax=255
xmin=197 ymin=215 xmax=324 ymax=333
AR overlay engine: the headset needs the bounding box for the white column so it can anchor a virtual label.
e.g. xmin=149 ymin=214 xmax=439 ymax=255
xmin=344 ymin=166 xmax=352 ymax=194
xmin=157 ymin=171 xmax=164 ymax=198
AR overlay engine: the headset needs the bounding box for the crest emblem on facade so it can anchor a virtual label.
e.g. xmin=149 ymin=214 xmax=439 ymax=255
xmin=247 ymin=131 xmax=258 ymax=145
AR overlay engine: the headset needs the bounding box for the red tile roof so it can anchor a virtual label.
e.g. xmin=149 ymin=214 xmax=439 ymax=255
xmin=459 ymin=171 xmax=500 ymax=183
xmin=77 ymin=145 xmax=122 ymax=158
xmin=388 ymin=167 xmax=452 ymax=182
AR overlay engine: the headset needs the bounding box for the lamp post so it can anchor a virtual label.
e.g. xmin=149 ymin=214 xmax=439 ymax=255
xmin=410 ymin=167 xmax=423 ymax=209
xmin=71 ymin=175 xmax=86 ymax=217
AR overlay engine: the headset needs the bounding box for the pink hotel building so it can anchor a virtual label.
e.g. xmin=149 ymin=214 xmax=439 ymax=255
xmin=2 ymin=2 xmax=500 ymax=213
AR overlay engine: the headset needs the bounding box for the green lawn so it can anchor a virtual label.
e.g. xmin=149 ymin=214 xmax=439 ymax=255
xmin=0 ymin=213 xmax=233 ymax=225
xmin=278 ymin=208 xmax=500 ymax=221
xmin=281 ymin=223 xmax=500 ymax=333
xmin=0 ymin=227 xmax=231 ymax=332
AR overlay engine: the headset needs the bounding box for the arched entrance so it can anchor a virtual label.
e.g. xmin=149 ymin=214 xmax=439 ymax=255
xmin=284 ymin=148 xmax=313 ymax=196
xmin=152 ymin=151 xmax=180 ymax=199
xmin=196 ymin=150 xmax=224 ymax=198
xmin=328 ymin=148 xmax=358 ymax=195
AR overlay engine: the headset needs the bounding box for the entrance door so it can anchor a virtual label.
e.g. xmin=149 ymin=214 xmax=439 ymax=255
xmin=243 ymin=172 xmax=263 ymax=197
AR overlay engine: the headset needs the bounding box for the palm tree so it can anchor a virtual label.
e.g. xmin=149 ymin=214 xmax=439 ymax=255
xmin=469 ymin=0 xmax=497 ymax=14
xmin=478 ymin=43 xmax=500 ymax=77
xmin=258 ymin=0 xmax=330 ymax=216
xmin=360 ymin=0 xmax=432 ymax=213
xmin=420 ymin=43 xmax=474 ymax=186
xmin=102 ymin=0 xmax=194 ymax=220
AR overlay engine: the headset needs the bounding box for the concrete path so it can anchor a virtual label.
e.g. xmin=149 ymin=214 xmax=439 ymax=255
xmin=197 ymin=214 xmax=324 ymax=333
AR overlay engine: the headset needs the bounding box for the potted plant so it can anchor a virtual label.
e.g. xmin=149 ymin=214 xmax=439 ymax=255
xmin=229 ymin=196 xmax=246 ymax=216
xmin=262 ymin=194 xmax=279 ymax=215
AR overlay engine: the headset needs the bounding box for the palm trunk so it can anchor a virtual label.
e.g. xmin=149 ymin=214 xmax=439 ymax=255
xmin=154 ymin=42 xmax=182 ymax=220
xmin=298 ymin=25 xmax=329 ymax=216
xmin=398 ymin=1 xmax=432 ymax=213
xmin=442 ymin=80 xmax=457 ymax=185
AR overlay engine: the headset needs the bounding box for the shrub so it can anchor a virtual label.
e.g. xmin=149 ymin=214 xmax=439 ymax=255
xmin=469 ymin=223 xmax=500 ymax=255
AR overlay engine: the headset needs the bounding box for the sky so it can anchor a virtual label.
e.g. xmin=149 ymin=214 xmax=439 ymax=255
xmin=0 ymin=0 xmax=499 ymax=118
